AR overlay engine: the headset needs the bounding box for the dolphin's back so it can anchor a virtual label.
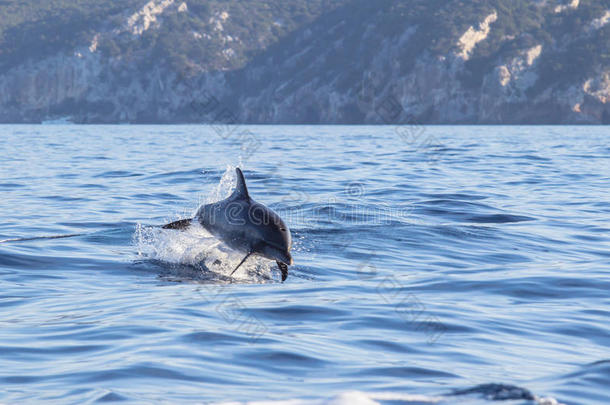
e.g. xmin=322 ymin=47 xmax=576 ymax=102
xmin=196 ymin=192 xmax=251 ymax=252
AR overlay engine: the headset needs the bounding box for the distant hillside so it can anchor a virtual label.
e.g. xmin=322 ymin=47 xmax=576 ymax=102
xmin=0 ymin=0 xmax=608 ymax=123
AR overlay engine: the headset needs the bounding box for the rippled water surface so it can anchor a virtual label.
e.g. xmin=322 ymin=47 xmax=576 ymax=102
xmin=0 ymin=125 xmax=609 ymax=404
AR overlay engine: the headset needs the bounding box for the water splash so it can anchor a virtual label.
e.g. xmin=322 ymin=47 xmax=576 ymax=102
xmin=206 ymin=164 xmax=238 ymax=204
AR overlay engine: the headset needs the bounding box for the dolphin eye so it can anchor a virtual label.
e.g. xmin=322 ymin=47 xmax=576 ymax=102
xmin=280 ymin=228 xmax=286 ymax=231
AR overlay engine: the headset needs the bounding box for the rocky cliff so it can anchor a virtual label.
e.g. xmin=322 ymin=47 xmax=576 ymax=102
xmin=0 ymin=0 xmax=608 ymax=124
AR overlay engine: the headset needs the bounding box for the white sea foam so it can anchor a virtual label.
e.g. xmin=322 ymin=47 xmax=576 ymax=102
xmin=214 ymin=391 xmax=442 ymax=405
xmin=213 ymin=390 xmax=563 ymax=405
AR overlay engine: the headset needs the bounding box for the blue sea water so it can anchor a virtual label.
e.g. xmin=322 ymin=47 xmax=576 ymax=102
xmin=0 ymin=125 xmax=609 ymax=404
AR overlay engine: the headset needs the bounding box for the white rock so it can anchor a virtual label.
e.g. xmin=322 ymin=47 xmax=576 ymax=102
xmin=126 ymin=0 xmax=175 ymax=36
xmin=89 ymin=33 xmax=100 ymax=53
xmin=497 ymin=65 xmax=511 ymax=87
xmin=525 ymin=44 xmax=542 ymax=66
xmin=209 ymin=11 xmax=230 ymax=32
xmin=589 ymin=10 xmax=610 ymax=30
xmin=554 ymin=0 xmax=579 ymax=13
xmin=584 ymin=72 xmax=610 ymax=103
xmin=456 ymin=11 xmax=498 ymax=61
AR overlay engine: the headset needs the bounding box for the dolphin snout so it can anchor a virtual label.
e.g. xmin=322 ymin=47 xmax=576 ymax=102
xmin=262 ymin=244 xmax=293 ymax=266
xmin=276 ymin=249 xmax=293 ymax=266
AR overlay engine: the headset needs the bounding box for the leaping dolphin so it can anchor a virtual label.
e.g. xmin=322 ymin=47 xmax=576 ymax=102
xmin=163 ymin=168 xmax=293 ymax=281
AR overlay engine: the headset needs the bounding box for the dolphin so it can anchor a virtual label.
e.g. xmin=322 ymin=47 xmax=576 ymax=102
xmin=163 ymin=168 xmax=293 ymax=281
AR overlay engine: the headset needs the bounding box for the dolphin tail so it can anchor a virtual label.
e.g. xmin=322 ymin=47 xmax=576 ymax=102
xmin=276 ymin=261 xmax=288 ymax=282
xmin=162 ymin=218 xmax=193 ymax=230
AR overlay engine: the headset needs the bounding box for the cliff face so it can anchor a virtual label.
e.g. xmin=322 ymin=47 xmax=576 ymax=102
xmin=235 ymin=1 xmax=610 ymax=124
xmin=0 ymin=0 xmax=608 ymax=124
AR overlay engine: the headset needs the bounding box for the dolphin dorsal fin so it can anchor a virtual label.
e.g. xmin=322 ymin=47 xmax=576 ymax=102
xmin=232 ymin=168 xmax=250 ymax=200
